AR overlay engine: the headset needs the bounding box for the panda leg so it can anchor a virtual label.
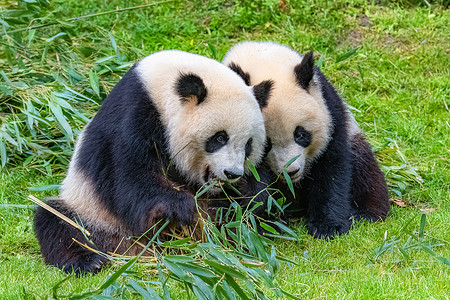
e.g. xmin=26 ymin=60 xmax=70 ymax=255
xmin=304 ymin=154 xmax=353 ymax=239
xmin=350 ymin=134 xmax=390 ymax=221
xmin=34 ymin=200 xmax=108 ymax=275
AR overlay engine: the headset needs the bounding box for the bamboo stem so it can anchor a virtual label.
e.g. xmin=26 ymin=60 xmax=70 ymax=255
xmin=28 ymin=194 xmax=91 ymax=236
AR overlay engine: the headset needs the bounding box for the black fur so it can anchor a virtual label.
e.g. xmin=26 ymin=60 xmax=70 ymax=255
xmin=228 ymin=63 xmax=251 ymax=85
xmin=281 ymin=58 xmax=389 ymax=239
xmin=294 ymin=51 xmax=314 ymax=90
xmin=176 ymin=73 xmax=207 ymax=104
xmin=285 ymin=67 xmax=354 ymax=239
xmin=253 ymin=80 xmax=274 ymax=108
xmin=75 ymin=66 xmax=197 ymax=234
xmin=226 ymin=63 xmax=273 ymax=109
xmin=245 ymin=138 xmax=253 ymax=158
xmin=294 ymin=126 xmax=312 ymax=148
xmin=34 ymin=62 xmax=271 ymax=274
xmin=349 ymin=133 xmax=390 ymax=221
xmin=226 ymin=46 xmax=389 ymax=239
xmin=263 ymin=138 xmax=272 ymax=157
xmin=34 ymin=200 xmax=128 ymax=275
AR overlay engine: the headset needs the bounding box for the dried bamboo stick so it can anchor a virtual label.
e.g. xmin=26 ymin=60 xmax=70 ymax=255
xmin=28 ymin=194 xmax=91 ymax=236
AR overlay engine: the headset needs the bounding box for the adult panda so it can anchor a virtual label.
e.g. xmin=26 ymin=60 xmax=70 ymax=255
xmin=223 ymin=41 xmax=390 ymax=239
xmin=34 ymin=50 xmax=273 ymax=275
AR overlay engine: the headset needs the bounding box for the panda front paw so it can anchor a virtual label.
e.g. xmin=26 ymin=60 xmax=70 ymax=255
xmin=171 ymin=197 xmax=198 ymax=226
xmin=306 ymin=220 xmax=351 ymax=240
xmin=145 ymin=195 xmax=198 ymax=230
xmin=61 ymin=253 xmax=107 ymax=276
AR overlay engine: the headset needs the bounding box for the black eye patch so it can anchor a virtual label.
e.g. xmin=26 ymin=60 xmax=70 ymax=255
xmin=245 ymin=138 xmax=253 ymax=158
xmin=205 ymin=131 xmax=229 ymax=153
xmin=294 ymin=126 xmax=312 ymax=148
xmin=263 ymin=137 xmax=272 ymax=157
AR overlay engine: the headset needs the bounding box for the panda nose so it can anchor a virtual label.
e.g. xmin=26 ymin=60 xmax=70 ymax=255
xmin=224 ymin=170 xmax=242 ymax=180
xmin=288 ymin=169 xmax=300 ymax=177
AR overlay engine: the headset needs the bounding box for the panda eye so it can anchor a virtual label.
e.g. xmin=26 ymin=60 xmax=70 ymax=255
xmin=245 ymin=138 xmax=253 ymax=158
xmin=294 ymin=126 xmax=312 ymax=148
xmin=206 ymin=130 xmax=229 ymax=153
xmin=217 ymin=135 xmax=226 ymax=144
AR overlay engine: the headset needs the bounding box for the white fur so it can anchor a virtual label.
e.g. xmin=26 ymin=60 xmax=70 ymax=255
xmin=61 ymin=50 xmax=267 ymax=232
xmin=61 ymin=129 xmax=126 ymax=232
xmin=346 ymin=108 xmax=361 ymax=137
xmin=136 ymin=50 xmax=266 ymax=186
xmin=223 ymin=42 xmax=332 ymax=181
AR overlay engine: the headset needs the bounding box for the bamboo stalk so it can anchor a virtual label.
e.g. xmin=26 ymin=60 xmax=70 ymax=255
xmin=28 ymin=194 xmax=91 ymax=236
xmin=72 ymin=238 xmax=98 ymax=253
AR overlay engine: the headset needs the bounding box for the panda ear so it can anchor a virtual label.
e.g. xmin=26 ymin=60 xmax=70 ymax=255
xmin=294 ymin=51 xmax=314 ymax=90
xmin=228 ymin=62 xmax=251 ymax=86
xmin=175 ymin=73 xmax=207 ymax=105
xmin=252 ymin=80 xmax=274 ymax=109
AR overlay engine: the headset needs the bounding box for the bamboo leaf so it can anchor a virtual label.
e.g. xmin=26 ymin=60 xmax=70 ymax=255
xmin=164 ymin=259 xmax=194 ymax=283
xmin=158 ymin=261 xmax=172 ymax=300
xmin=224 ymin=275 xmax=250 ymax=300
xmin=0 ymin=131 xmax=18 ymax=146
xmin=203 ymin=260 xmax=247 ymax=280
xmin=0 ymin=139 xmax=7 ymax=167
xmin=46 ymin=32 xmax=67 ymax=42
xmin=283 ymin=169 xmax=295 ymax=198
xmin=89 ymin=70 xmax=100 ymax=97
xmin=129 ymin=279 xmax=162 ymax=300
xmin=110 ymin=33 xmax=121 ymax=60
xmin=64 ymin=85 xmax=98 ymax=103
xmin=245 ymin=159 xmax=260 ymax=181
xmin=27 ymin=29 xmax=36 ymax=45
xmin=259 ymin=222 xmax=278 ymax=234
xmin=178 ymin=263 xmax=217 ymax=278
xmin=28 ymin=184 xmax=60 ymax=191
xmin=273 ymin=221 xmax=298 ymax=240
xmin=436 ymin=257 xmax=450 ymax=266
xmin=267 ymin=194 xmax=272 ymax=214
xmin=419 ymin=213 xmax=426 ymax=242
xmin=336 ymin=47 xmax=358 ymax=63
xmin=49 ymin=95 xmax=73 ymax=140
xmin=208 ymin=43 xmax=217 ymax=60
xmin=283 ymin=154 xmax=301 ymax=169
xmin=192 ymin=276 xmax=214 ymax=300
xmin=96 ymin=55 xmax=115 ymax=64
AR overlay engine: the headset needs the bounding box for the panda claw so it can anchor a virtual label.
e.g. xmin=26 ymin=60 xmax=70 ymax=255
xmin=307 ymin=221 xmax=351 ymax=240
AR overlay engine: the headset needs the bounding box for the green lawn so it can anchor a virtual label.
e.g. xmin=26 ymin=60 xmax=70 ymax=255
xmin=1 ymin=0 xmax=449 ymax=298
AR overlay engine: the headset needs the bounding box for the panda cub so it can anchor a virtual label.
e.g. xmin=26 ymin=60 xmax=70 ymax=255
xmin=223 ymin=41 xmax=390 ymax=239
xmin=34 ymin=50 xmax=273 ymax=275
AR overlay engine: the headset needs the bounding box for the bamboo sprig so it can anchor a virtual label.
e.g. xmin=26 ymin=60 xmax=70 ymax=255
xmin=28 ymin=194 xmax=91 ymax=236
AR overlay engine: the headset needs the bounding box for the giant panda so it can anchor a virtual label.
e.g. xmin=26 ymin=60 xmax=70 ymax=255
xmin=223 ymin=41 xmax=390 ymax=239
xmin=34 ymin=50 xmax=274 ymax=275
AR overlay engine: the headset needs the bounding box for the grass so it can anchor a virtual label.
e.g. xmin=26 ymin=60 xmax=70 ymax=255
xmin=1 ymin=0 xmax=449 ymax=298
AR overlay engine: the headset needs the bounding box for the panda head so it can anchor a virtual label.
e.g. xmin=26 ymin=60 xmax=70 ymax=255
xmin=223 ymin=42 xmax=332 ymax=183
xmin=136 ymin=51 xmax=272 ymax=190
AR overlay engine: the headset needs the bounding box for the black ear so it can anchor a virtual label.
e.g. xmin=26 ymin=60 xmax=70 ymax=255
xmin=175 ymin=73 xmax=207 ymax=104
xmin=253 ymin=80 xmax=274 ymax=109
xmin=228 ymin=62 xmax=251 ymax=86
xmin=294 ymin=51 xmax=314 ymax=90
